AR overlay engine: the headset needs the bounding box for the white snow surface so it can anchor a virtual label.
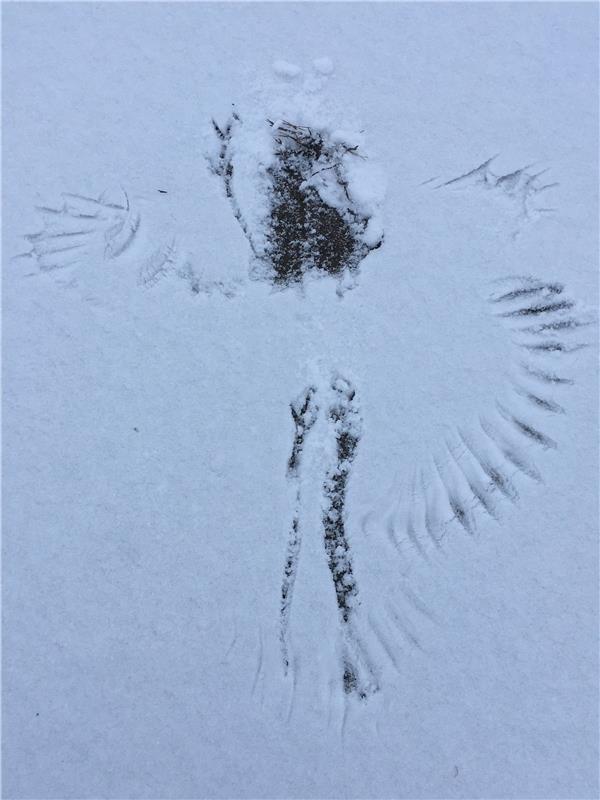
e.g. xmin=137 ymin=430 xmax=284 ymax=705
xmin=272 ymin=59 xmax=303 ymax=79
xmin=3 ymin=3 xmax=598 ymax=799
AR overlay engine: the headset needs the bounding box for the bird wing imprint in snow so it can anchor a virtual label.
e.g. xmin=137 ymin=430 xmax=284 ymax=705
xmin=16 ymin=188 xmax=243 ymax=298
xmin=375 ymin=276 xmax=593 ymax=554
xmin=15 ymin=62 xmax=594 ymax=704
xmin=17 ymin=191 xmax=594 ymax=705
xmin=433 ymin=155 xmax=559 ymax=228
xmin=17 ymin=191 xmax=145 ymax=271
xmin=275 ymin=278 xmax=593 ymax=703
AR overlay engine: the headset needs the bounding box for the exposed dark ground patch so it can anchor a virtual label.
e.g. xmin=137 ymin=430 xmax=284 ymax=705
xmin=321 ymin=378 xmax=368 ymax=696
xmin=266 ymin=121 xmax=380 ymax=286
xmin=210 ymin=116 xmax=383 ymax=288
xmin=323 ymin=382 xmax=360 ymax=627
xmin=287 ymin=386 xmax=318 ymax=477
xmin=279 ymin=387 xmax=319 ymax=672
xmin=278 ymin=379 xmax=375 ymax=698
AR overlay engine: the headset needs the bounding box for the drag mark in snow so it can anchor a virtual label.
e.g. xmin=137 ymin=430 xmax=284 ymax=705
xmin=323 ymin=378 xmax=361 ymax=630
xmin=322 ymin=378 xmax=377 ymax=698
xmin=279 ymin=387 xmax=318 ymax=674
xmin=278 ymin=378 xmax=377 ymax=699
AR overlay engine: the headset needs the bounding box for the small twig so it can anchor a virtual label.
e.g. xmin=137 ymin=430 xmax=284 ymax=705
xmin=310 ymin=164 xmax=338 ymax=178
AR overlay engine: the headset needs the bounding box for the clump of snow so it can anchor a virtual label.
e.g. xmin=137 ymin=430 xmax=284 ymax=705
xmin=361 ymin=216 xmax=385 ymax=249
xmin=329 ymin=128 xmax=366 ymax=149
xmin=343 ymin=158 xmax=387 ymax=218
xmin=313 ymin=57 xmax=334 ymax=75
xmin=272 ymin=60 xmax=302 ymax=79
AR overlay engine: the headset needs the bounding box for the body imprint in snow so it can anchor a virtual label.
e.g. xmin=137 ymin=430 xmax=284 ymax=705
xmin=17 ymin=58 xmax=594 ymax=701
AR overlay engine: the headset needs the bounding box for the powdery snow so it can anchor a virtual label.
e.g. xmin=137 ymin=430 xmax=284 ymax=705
xmin=3 ymin=3 xmax=598 ymax=799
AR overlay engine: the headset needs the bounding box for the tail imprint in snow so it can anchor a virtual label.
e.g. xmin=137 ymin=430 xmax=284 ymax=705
xmin=279 ymin=378 xmax=378 ymax=700
xmin=279 ymin=386 xmax=318 ymax=674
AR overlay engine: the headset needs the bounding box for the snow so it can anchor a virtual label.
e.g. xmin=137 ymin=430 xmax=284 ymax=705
xmin=273 ymin=59 xmax=302 ymax=79
xmin=3 ymin=3 xmax=598 ymax=799
xmin=313 ymin=57 xmax=335 ymax=76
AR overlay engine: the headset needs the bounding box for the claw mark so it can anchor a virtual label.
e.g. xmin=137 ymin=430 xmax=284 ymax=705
xmin=209 ymin=113 xmax=258 ymax=255
xmin=436 ymin=155 xmax=498 ymax=188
